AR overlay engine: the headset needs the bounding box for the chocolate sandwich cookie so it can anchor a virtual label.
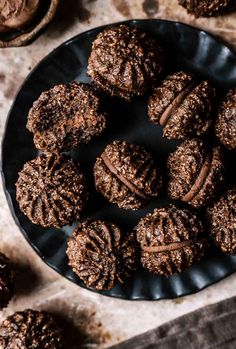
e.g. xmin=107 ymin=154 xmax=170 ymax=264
xmin=16 ymin=153 xmax=88 ymax=228
xmin=67 ymin=220 xmax=137 ymax=290
xmin=167 ymin=138 xmax=225 ymax=208
xmin=136 ymin=204 xmax=206 ymax=275
xmin=216 ymin=88 xmax=236 ymax=149
xmin=0 ymin=309 xmax=63 ymax=349
xmin=178 ymin=0 xmax=233 ymax=17
xmin=148 ymin=71 xmax=216 ymax=140
xmin=87 ymin=24 xmax=165 ymax=100
xmin=207 ymin=188 xmax=236 ymax=254
xmin=94 ymin=140 xmax=162 ymax=210
xmin=27 ymin=82 xmax=107 ymax=153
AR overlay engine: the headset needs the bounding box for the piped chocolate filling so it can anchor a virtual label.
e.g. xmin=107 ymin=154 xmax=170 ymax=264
xmin=182 ymin=152 xmax=212 ymax=203
xmin=141 ymin=240 xmax=194 ymax=253
xmin=159 ymin=82 xmax=198 ymax=126
xmin=101 ymin=152 xmax=150 ymax=200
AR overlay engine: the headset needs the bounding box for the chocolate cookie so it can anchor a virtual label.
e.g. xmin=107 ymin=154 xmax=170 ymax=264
xmin=0 ymin=253 xmax=14 ymax=310
xmin=136 ymin=204 xmax=206 ymax=275
xmin=67 ymin=220 xmax=137 ymax=290
xmin=27 ymin=82 xmax=107 ymax=153
xmin=94 ymin=140 xmax=162 ymax=210
xmin=0 ymin=309 xmax=63 ymax=349
xmin=167 ymin=138 xmax=225 ymax=208
xmin=16 ymin=153 xmax=88 ymax=228
xmin=148 ymin=71 xmax=216 ymax=140
xmin=216 ymin=88 xmax=236 ymax=149
xmin=207 ymin=188 xmax=236 ymax=254
xmin=0 ymin=0 xmax=40 ymax=33
xmin=87 ymin=24 xmax=165 ymax=100
xmin=178 ymin=0 xmax=233 ymax=17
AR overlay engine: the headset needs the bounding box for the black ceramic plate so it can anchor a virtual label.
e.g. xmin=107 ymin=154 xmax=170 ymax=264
xmin=2 ymin=19 xmax=236 ymax=300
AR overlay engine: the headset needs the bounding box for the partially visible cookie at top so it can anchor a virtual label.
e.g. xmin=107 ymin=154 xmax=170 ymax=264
xmin=215 ymin=88 xmax=236 ymax=149
xmin=94 ymin=140 xmax=162 ymax=210
xmin=178 ymin=0 xmax=233 ymax=17
xmin=207 ymin=188 xmax=236 ymax=255
xmin=0 ymin=0 xmax=40 ymax=33
xmin=87 ymin=24 xmax=165 ymax=101
xmin=16 ymin=153 xmax=88 ymax=228
xmin=148 ymin=71 xmax=216 ymax=140
xmin=167 ymin=138 xmax=225 ymax=208
xmin=27 ymin=82 xmax=107 ymax=153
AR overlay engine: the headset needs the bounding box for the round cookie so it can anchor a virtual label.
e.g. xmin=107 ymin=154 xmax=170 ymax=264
xmin=167 ymin=138 xmax=225 ymax=208
xmin=0 ymin=309 xmax=63 ymax=349
xmin=148 ymin=71 xmax=216 ymax=140
xmin=87 ymin=24 xmax=165 ymax=100
xmin=27 ymin=82 xmax=107 ymax=153
xmin=67 ymin=220 xmax=137 ymax=290
xmin=178 ymin=0 xmax=233 ymax=17
xmin=0 ymin=253 xmax=14 ymax=310
xmin=16 ymin=153 xmax=88 ymax=228
xmin=207 ymin=188 xmax=236 ymax=254
xmin=136 ymin=204 xmax=206 ymax=275
xmin=215 ymin=88 xmax=236 ymax=149
xmin=0 ymin=0 xmax=40 ymax=33
xmin=94 ymin=140 xmax=162 ymax=210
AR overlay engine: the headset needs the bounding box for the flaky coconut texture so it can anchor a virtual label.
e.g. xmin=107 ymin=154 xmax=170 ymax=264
xmin=67 ymin=220 xmax=137 ymax=290
xmin=94 ymin=140 xmax=162 ymax=210
xmin=167 ymin=138 xmax=225 ymax=208
xmin=216 ymin=88 xmax=236 ymax=149
xmin=27 ymin=82 xmax=107 ymax=153
xmin=207 ymin=188 xmax=236 ymax=255
xmin=136 ymin=204 xmax=206 ymax=276
xmin=178 ymin=0 xmax=233 ymax=17
xmin=16 ymin=153 xmax=88 ymax=228
xmin=88 ymin=24 xmax=165 ymax=100
xmin=0 ymin=309 xmax=63 ymax=349
xmin=148 ymin=71 xmax=216 ymax=140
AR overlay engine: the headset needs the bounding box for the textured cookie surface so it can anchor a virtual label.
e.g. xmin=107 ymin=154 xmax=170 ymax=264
xmin=136 ymin=204 xmax=206 ymax=275
xmin=148 ymin=71 xmax=216 ymax=140
xmin=207 ymin=188 xmax=236 ymax=254
xmin=67 ymin=220 xmax=137 ymax=290
xmin=16 ymin=153 xmax=88 ymax=227
xmin=178 ymin=0 xmax=232 ymax=17
xmin=94 ymin=140 xmax=162 ymax=210
xmin=216 ymin=88 xmax=236 ymax=149
xmin=27 ymin=82 xmax=107 ymax=153
xmin=0 ymin=309 xmax=63 ymax=349
xmin=88 ymin=25 xmax=165 ymax=100
xmin=167 ymin=138 xmax=224 ymax=208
